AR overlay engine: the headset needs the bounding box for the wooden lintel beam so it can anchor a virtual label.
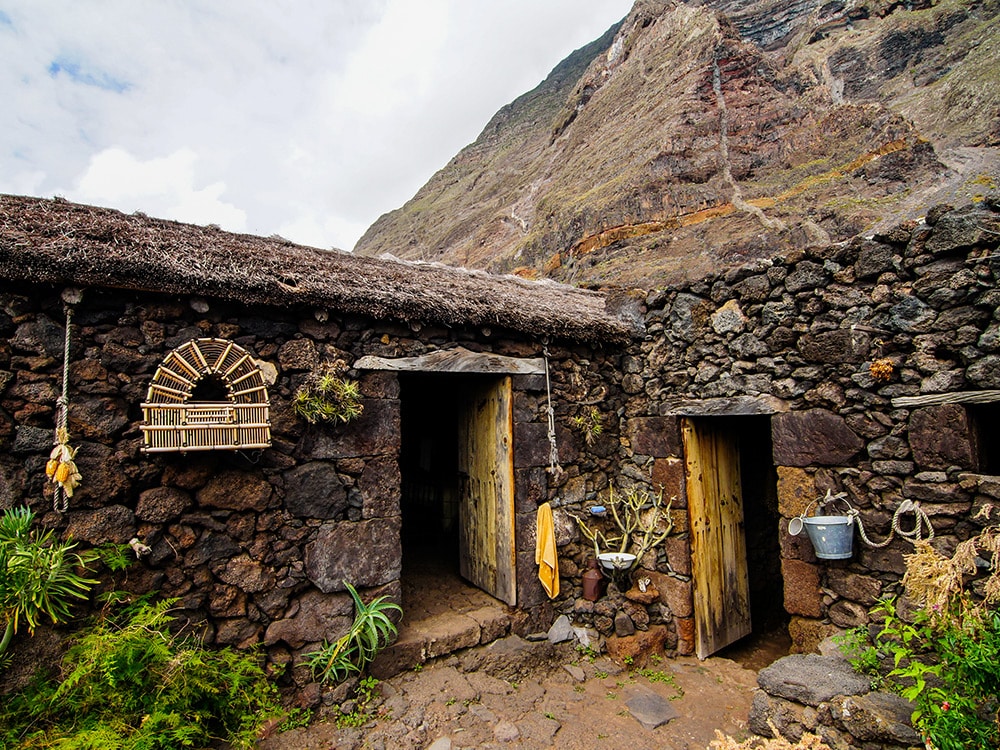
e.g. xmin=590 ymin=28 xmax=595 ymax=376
xmin=892 ymin=390 xmax=1000 ymax=408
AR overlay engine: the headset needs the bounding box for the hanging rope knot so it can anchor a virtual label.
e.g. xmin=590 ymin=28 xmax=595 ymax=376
xmin=541 ymin=344 xmax=561 ymax=476
xmin=49 ymin=306 xmax=80 ymax=513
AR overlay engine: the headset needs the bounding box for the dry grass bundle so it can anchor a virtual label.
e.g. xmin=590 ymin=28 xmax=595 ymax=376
xmin=709 ymin=726 xmax=833 ymax=749
xmin=901 ymin=503 xmax=999 ymax=622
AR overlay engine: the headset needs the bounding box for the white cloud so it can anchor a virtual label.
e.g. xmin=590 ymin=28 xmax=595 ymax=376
xmin=0 ymin=0 xmax=633 ymax=251
xmin=70 ymin=147 xmax=246 ymax=230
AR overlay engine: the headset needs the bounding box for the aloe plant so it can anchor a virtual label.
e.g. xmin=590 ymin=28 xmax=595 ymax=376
xmin=304 ymin=581 xmax=401 ymax=683
xmin=0 ymin=506 xmax=99 ymax=660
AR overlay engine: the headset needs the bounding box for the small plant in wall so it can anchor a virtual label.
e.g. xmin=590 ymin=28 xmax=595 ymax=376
xmin=570 ymin=407 xmax=604 ymax=445
xmin=869 ymin=357 xmax=894 ymax=382
xmin=293 ymin=360 xmax=363 ymax=425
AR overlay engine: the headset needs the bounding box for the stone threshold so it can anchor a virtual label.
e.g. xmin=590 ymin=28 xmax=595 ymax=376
xmin=372 ymin=604 xmax=512 ymax=679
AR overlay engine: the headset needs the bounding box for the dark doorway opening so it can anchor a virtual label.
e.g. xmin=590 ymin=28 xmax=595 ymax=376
xmin=717 ymin=415 xmax=789 ymax=669
xmin=399 ymin=373 xmax=463 ymax=574
xmin=395 ymin=373 xmax=512 ymax=658
xmin=969 ymin=403 xmax=1000 ymax=474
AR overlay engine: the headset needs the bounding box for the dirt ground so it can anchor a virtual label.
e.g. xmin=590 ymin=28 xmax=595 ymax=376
xmin=263 ymin=638 xmax=763 ymax=750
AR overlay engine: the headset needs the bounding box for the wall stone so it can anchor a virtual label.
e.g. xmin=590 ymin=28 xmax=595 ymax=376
xmin=772 ymin=410 xmax=864 ymax=467
xmin=306 ymin=517 xmax=402 ymax=593
xmin=908 ymin=403 xmax=978 ymax=470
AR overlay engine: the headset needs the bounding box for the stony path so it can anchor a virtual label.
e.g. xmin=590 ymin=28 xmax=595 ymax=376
xmin=263 ymin=636 xmax=759 ymax=750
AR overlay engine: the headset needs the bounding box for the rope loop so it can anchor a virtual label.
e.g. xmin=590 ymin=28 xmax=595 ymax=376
xmin=850 ymin=498 xmax=935 ymax=548
xmin=794 ymin=489 xmax=935 ymax=549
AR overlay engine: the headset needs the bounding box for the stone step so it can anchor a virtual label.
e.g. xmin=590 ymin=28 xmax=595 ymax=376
xmin=372 ymin=604 xmax=511 ymax=679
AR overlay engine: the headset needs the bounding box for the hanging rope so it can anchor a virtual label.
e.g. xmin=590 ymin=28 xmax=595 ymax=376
xmin=46 ymin=306 xmax=81 ymax=512
xmin=850 ymin=499 xmax=935 ymax=548
xmin=796 ymin=489 xmax=934 ymax=549
xmin=542 ymin=344 xmax=561 ymax=476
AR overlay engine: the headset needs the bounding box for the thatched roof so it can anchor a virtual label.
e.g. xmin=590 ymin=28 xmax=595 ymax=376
xmin=0 ymin=194 xmax=637 ymax=343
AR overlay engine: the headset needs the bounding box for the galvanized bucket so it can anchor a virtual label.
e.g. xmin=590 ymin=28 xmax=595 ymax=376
xmin=801 ymin=515 xmax=854 ymax=559
xmin=788 ymin=490 xmax=856 ymax=560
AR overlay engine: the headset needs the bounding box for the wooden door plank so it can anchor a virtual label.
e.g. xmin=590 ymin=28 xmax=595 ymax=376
xmin=493 ymin=376 xmax=516 ymax=605
xmin=716 ymin=428 xmax=752 ymax=649
xmin=683 ymin=418 xmax=751 ymax=659
xmin=458 ymin=377 xmax=516 ymax=605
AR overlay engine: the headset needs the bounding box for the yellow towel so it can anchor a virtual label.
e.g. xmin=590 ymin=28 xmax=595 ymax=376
xmin=536 ymin=502 xmax=559 ymax=599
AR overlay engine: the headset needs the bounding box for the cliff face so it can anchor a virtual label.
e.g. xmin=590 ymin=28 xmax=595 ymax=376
xmin=355 ymin=0 xmax=1000 ymax=288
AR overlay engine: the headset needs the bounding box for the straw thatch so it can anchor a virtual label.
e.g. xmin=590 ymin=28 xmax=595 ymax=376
xmin=0 ymin=194 xmax=638 ymax=343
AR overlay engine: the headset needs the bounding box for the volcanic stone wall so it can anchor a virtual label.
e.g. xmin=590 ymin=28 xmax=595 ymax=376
xmin=557 ymin=197 xmax=1000 ymax=654
xmin=0 ymin=285 xmax=622 ymax=677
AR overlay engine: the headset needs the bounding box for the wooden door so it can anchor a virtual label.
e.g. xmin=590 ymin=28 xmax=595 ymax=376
xmin=682 ymin=418 xmax=751 ymax=658
xmin=458 ymin=376 xmax=516 ymax=605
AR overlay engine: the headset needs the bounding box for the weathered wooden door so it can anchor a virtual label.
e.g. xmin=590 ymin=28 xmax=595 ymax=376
xmin=458 ymin=376 xmax=516 ymax=605
xmin=682 ymin=418 xmax=751 ymax=658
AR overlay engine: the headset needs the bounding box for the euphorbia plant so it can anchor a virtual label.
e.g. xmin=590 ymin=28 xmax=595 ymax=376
xmin=0 ymin=506 xmax=98 ymax=660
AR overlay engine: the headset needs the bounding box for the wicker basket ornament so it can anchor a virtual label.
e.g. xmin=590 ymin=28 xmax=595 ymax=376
xmin=141 ymin=338 xmax=271 ymax=453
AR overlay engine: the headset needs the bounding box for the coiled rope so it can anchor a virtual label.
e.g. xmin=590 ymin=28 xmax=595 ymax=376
xmin=51 ymin=306 xmax=75 ymax=513
xmin=799 ymin=490 xmax=934 ymax=548
xmin=850 ymin=498 xmax=934 ymax=548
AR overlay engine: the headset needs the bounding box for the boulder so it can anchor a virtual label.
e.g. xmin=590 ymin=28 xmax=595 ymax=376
xmin=757 ymin=654 xmax=870 ymax=706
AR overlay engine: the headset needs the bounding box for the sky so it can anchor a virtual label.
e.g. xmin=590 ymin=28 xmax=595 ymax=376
xmin=0 ymin=1 xmax=633 ymax=252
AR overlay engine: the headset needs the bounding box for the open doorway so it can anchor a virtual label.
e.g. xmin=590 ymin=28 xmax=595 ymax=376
xmin=682 ymin=415 xmax=786 ymax=662
xmin=398 ymin=372 xmax=516 ymax=608
xmin=399 ymin=373 xmax=463 ymax=571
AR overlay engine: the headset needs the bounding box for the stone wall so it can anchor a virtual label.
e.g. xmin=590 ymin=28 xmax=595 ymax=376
xmin=0 ymin=284 xmax=620 ymax=677
xmin=550 ymin=197 xmax=1000 ymax=656
xmin=4 ymin=196 xmax=998 ymax=684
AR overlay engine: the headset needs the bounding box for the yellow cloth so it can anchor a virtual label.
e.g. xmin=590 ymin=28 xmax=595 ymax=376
xmin=535 ymin=502 xmax=559 ymax=599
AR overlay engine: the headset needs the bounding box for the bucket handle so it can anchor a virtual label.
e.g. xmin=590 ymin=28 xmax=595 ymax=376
xmin=788 ymin=490 xmax=854 ymax=536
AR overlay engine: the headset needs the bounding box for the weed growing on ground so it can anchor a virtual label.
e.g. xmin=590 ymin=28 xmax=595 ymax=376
xmin=336 ymin=676 xmax=382 ymax=729
xmin=279 ymin=707 xmax=314 ymax=732
xmin=635 ymin=667 xmax=684 ymax=699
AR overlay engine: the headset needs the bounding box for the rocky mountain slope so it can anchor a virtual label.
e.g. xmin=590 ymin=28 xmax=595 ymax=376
xmin=354 ymin=0 xmax=999 ymax=288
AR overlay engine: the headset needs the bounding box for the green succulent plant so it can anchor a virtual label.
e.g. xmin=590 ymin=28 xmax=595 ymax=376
xmin=293 ymin=365 xmax=364 ymax=425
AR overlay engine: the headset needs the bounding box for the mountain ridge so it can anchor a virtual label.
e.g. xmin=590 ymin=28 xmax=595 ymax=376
xmin=355 ymin=0 xmax=999 ymax=288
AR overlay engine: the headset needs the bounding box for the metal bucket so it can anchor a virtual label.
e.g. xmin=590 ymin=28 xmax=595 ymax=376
xmin=802 ymin=515 xmax=854 ymax=560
